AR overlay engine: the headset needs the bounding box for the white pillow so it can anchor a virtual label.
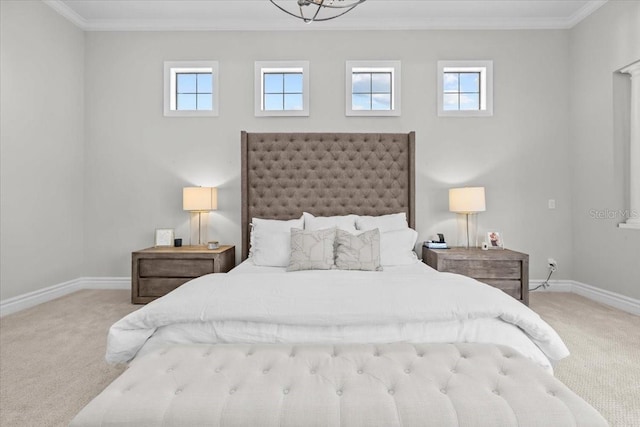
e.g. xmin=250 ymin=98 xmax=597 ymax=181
xmin=356 ymin=212 xmax=409 ymax=232
xmin=303 ymin=212 xmax=358 ymax=233
xmin=287 ymin=228 xmax=336 ymax=272
xmin=251 ymin=216 xmax=304 ymax=267
xmin=335 ymin=229 xmax=382 ymax=271
xmin=380 ymin=228 xmax=420 ymax=266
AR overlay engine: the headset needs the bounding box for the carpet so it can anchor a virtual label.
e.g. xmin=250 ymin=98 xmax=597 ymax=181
xmin=0 ymin=289 xmax=638 ymax=426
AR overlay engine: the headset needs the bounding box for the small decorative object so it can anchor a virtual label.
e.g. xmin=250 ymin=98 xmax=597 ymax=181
xmin=487 ymin=231 xmax=504 ymax=249
xmin=207 ymin=241 xmax=219 ymax=250
xmin=174 ymin=238 xmax=182 ymax=247
xmin=481 ymin=241 xmax=489 ymax=250
xmin=155 ymin=229 xmax=174 ymax=247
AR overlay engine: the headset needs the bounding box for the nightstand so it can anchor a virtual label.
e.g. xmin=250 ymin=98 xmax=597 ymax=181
xmin=131 ymin=245 xmax=235 ymax=304
xmin=423 ymin=247 xmax=529 ymax=305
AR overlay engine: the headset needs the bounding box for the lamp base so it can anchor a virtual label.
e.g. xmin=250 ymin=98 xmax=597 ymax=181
xmin=456 ymin=213 xmax=479 ymax=248
xmin=189 ymin=212 xmax=209 ymax=246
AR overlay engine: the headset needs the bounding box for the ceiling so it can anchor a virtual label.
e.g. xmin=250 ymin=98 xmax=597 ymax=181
xmin=44 ymin=0 xmax=608 ymax=31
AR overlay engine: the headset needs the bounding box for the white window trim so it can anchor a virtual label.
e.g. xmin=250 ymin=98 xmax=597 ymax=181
xmin=254 ymin=61 xmax=309 ymax=117
xmin=618 ymin=59 xmax=640 ymax=230
xmin=346 ymin=60 xmax=401 ymax=117
xmin=164 ymin=61 xmax=219 ymax=117
xmin=437 ymin=60 xmax=493 ymax=117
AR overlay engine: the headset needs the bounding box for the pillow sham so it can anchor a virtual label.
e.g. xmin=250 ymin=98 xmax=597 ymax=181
xmin=303 ymin=212 xmax=358 ymax=233
xmin=287 ymin=228 xmax=336 ymax=272
xmin=356 ymin=212 xmax=409 ymax=232
xmin=335 ymin=229 xmax=382 ymax=271
xmin=380 ymin=228 xmax=419 ymax=266
xmin=251 ymin=216 xmax=304 ymax=267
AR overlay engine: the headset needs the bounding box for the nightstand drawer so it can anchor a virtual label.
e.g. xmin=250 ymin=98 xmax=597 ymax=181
xmin=480 ymin=280 xmax=522 ymax=299
xmin=440 ymin=260 xmax=521 ymax=279
xmin=132 ymin=245 xmax=236 ymax=304
xmin=138 ymin=278 xmax=191 ymax=297
xmin=423 ymin=247 xmax=529 ymax=305
xmin=139 ymin=259 xmax=214 ymax=278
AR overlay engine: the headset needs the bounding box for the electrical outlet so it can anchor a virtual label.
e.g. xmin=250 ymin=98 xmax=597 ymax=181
xmin=548 ymin=258 xmax=558 ymax=272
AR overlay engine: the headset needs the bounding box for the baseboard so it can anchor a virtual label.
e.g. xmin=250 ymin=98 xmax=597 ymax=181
xmin=570 ymin=280 xmax=640 ymax=315
xmin=3 ymin=276 xmax=638 ymax=317
xmin=530 ymin=279 xmax=640 ymax=315
xmin=0 ymin=277 xmax=130 ymax=317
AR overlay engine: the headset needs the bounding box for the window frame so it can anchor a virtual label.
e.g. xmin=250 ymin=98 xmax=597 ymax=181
xmin=164 ymin=61 xmax=219 ymax=117
xmin=255 ymin=61 xmax=310 ymax=117
xmin=437 ymin=60 xmax=493 ymax=117
xmin=345 ymin=60 xmax=401 ymax=117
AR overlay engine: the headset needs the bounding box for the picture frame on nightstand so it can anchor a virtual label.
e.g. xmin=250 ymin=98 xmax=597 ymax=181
xmin=154 ymin=228 xmax=174 ymax=247
xmin=486 ymin=231 xmax=504 ymax=249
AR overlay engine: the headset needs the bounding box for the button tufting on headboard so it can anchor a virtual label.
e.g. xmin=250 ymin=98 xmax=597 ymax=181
xmin=240 ymin=131 xmax=415 ymax=260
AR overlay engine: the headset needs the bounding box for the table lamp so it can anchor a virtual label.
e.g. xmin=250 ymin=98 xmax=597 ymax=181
xmin=449 ymin=187 xmax=486 ymax=248
xmin=183 ymin=187 xmax=217 ymax=246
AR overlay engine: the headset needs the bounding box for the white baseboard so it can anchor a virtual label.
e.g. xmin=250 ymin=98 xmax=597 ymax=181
xmin=530 ymin=279 xmax=640 ymax=316
xmin=3 ymin=276 xmax=638 ymax=317
xmin=0 ymin=277 xmax=130 ymax=317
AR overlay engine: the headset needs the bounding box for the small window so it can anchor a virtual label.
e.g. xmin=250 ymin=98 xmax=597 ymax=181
xmin=346 ymin=61 xmax=401 ymax=116
xmin=255 ymin=61 xmax=309 ymax=117
xmin=164 ymin=61 xmax=219 ymax=117
xmin=437 ymin=60 xmax=493 ymax=117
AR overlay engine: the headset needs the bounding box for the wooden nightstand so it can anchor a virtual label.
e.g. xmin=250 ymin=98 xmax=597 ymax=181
xmin=423 ymin=247 xmax=529 ymax=305
xmin=131 ymin=245 xmax=235 ymax=304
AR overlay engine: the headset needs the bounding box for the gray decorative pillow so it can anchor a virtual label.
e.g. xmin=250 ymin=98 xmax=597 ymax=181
xmin=335 ymin=229 xmax=382 ymax=271
xmin=287 ymin=228 xmax=336 ymax=272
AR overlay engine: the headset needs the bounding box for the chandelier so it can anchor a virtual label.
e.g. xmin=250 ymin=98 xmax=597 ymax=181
xmin=269 ymin=0 xmax=367 ymax=23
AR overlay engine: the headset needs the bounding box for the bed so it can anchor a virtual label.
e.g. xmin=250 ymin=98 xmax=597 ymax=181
xmin=71 ymin=132 xmax=607 ymax=426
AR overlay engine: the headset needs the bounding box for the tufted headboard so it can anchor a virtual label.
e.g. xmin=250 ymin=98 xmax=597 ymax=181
xmin=241 ymin=131 xmax=415 ymax=260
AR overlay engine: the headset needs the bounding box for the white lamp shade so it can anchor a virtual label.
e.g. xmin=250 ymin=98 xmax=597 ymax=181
xmin=183 ymin=187 xmax=217 ymax=212
xmin=449 ymin=187 xmax=486 ymax=213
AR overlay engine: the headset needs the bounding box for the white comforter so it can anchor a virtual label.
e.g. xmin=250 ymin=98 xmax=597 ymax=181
xmin=107 ymin=264 xmax=569 ymax=371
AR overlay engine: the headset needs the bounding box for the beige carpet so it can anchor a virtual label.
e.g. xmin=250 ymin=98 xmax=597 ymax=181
xmin=0 ymin=290 xmax=638 ymax=427
xmin=0 ymin=290 xmax=137 ymax=427
xmin=529 ymin=292 xmax=640 ymax=427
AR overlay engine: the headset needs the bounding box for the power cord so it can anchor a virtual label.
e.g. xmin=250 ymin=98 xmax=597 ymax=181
xmin=531 ymin=266 xmax=556 ymax=291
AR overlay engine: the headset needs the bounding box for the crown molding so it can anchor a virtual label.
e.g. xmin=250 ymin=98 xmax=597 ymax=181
xmin=43 ymin=0 xmax=609 ymax=32
xmin=565 ymin=0 xmax=608 ymax=28
xmin=42 ymin=0 xmax=88 ymax=30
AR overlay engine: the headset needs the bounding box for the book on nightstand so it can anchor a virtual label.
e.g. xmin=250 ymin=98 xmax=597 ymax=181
xmin=424 ymin=241 xmax=449 ymax=249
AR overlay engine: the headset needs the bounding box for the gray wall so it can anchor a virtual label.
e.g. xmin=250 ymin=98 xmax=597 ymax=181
xmin=2 ymin=1 xmax=637 ymax=302
xmin=0 ymin=0 xmax=85 ymax=300
xmin=83 ymin=29 xmax=574 ymax=280
xmin=569 ymin=1 xmax=640 ymax=299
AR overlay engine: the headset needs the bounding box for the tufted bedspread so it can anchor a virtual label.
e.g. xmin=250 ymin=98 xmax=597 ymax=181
xmin=71 ymin=343 xmax=608 ymax=427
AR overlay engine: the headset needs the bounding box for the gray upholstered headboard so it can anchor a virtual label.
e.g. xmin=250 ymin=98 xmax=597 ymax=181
xmin=241 ymin=131 xmax=415 ymax=260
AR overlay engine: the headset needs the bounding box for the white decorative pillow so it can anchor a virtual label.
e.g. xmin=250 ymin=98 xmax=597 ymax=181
xmin=380 ymin=228 xmax=419 ymax=266
xmin=335 ymin=229 xmax=382 ymax=271
xmin=251 ymin=216 xmax=304 ymax=267
xmin=356 ymin=212 xmax=409 ymax=232
xmin=303 ymin=212 xmax=358 ymax=233
xmin=287 ymin=228 xmax=336 ymax=272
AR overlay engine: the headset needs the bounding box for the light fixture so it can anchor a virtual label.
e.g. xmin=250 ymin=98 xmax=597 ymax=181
xmin=183 ymin=187 xmax=217 ymax=246
xmin=449 ymin=187 xmax=486 ymax=249
xmin=269 ymin=0 xmax=366 ymax=23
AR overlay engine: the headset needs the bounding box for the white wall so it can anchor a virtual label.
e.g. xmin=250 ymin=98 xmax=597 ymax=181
xmin=83 ymin=29 xmax=573 ymax=280
xmin=569 ymin=1 xmax=640 ymax=299
xmin=0 ymin=0 xmax=85 ymax=300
